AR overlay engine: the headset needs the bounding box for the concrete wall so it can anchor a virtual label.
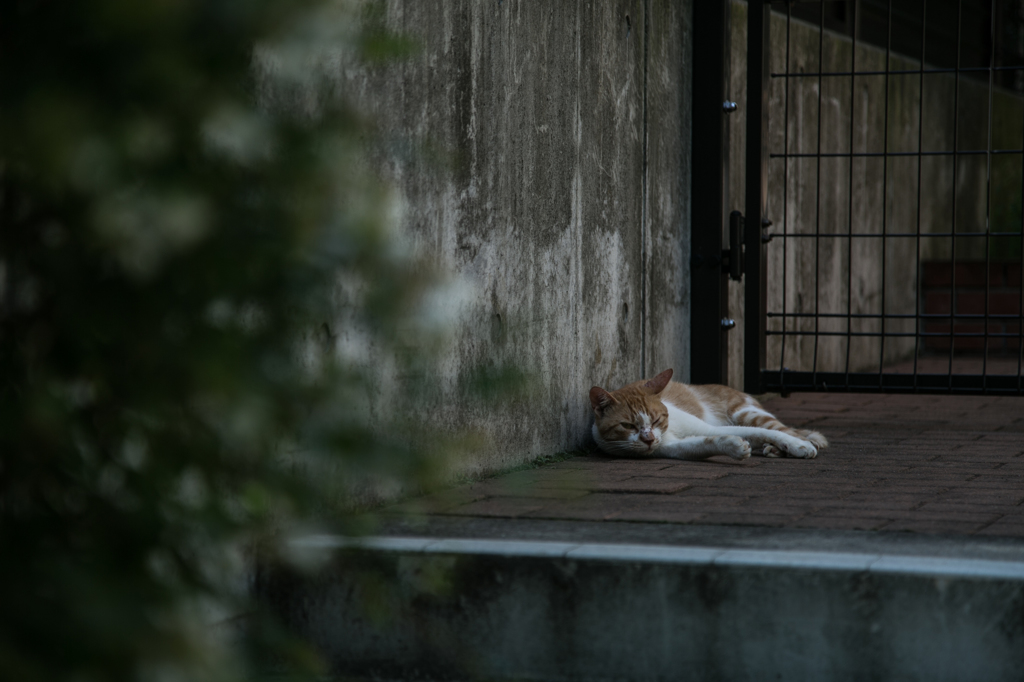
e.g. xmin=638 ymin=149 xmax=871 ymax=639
xmin=347 ymin=2 xmax=692 ymax=474
xmin=725 ymin=3 xmax=1024 ymax=386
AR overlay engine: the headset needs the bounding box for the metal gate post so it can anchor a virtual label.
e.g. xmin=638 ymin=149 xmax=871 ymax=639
xmin=744 ymin=0 xmax=770 ymax=394
xmin=690 ymin=0 xmax=730 ymax=384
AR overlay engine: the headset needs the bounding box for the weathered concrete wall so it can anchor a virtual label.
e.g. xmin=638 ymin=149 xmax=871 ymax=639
xmin=725 ymin=3 xmax=1023 ymax=386
xmin=346 ymin=2 xmax=692 ymax=474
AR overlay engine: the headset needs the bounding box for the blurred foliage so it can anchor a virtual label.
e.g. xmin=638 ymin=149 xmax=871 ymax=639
xmin=0 ymin=1 xmax=461 ymax=680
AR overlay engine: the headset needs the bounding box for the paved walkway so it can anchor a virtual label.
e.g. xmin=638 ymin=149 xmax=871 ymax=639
xmin=390 ymin=393 xmax=1024 ymax=538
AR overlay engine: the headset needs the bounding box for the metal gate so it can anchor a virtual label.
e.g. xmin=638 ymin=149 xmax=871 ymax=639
xmin=739 ymin=0 xmax=1024 ymax=395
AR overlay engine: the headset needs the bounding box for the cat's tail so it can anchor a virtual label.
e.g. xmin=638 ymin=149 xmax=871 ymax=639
xmin=729 ymin=402 xmax=828 ymax=450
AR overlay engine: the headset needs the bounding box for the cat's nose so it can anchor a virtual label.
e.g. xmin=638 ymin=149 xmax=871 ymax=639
xmin=639 ymin=431 xmax=655 ymax=445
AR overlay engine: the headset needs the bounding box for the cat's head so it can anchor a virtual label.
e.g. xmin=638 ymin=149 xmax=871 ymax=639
xmin=589 ymin=369 xmax=673 ymax=455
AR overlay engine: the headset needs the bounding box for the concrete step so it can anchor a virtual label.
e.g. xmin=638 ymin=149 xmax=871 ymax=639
xmin=257 ymin=524 xmax=1024 ymax=682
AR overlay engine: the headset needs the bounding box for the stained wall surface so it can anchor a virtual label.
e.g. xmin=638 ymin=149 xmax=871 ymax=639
xmin=344 ymin=2 xmax=692 ymax=475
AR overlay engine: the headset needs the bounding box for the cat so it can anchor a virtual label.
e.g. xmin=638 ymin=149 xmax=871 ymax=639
xmin=589 ymin=368 xmax=827 ymax=460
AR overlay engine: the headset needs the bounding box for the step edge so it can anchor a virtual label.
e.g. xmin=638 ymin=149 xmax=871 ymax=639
xmin=288 ymin=534 xmax=1024 ymax=580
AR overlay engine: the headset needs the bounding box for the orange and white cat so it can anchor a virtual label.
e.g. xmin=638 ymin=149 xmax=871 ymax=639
xmin=589 ymin=369 xmax=827 ymax=460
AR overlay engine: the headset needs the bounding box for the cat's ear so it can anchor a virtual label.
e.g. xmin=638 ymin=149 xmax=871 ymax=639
xmin=643 ymin=368 xmax=673 ymax=395
xmin=589 ymin=386 xmax=617 ymax=412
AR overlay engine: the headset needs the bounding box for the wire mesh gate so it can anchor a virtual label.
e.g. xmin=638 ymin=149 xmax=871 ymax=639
xmin=744 ymin=0 xmax=1024 ymax=395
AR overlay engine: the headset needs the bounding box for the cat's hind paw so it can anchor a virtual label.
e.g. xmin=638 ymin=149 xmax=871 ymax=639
xmin=762 ymin=444 xmax=781 ymax=458
xmin=779 ymin=439 xmax=817 ymax=459
xmin=710 ymin=435 xmax=751 ymax=460
xmin=803 ymin=430 xmax=829 ymax=449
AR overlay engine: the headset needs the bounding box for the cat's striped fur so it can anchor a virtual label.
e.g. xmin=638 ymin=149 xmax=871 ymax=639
xmin=589 ymin=369 xmax=827 ymax=460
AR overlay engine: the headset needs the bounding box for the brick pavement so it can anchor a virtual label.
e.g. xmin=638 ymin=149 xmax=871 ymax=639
xmin=393 ymin=393 xmax=1024 ymax=538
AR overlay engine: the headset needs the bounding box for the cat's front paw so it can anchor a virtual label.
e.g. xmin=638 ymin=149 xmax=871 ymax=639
xmin=711 ymin=435 xmax=751 ymax=460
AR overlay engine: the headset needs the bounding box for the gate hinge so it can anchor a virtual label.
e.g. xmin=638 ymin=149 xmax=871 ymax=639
xmin=722 ymin=210 xmax=744 ymax=282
